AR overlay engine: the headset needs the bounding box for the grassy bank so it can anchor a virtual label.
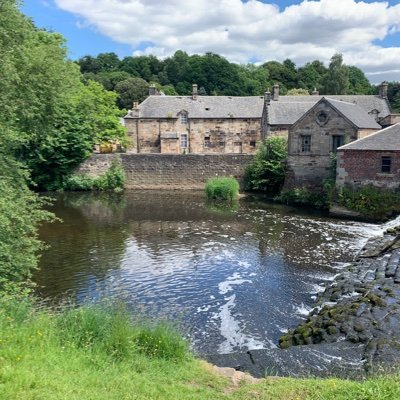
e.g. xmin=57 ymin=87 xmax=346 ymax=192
xmin=1 ymin=297 xmax=400 ymax=400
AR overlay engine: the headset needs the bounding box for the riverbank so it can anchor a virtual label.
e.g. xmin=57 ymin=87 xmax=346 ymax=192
xmin=1 ymin=296 xmax=400 ymax=399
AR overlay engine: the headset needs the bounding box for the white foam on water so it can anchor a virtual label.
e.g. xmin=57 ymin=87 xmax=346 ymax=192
xmin=217 ymin=294 xmax=265 ymax=353
xmin=218 ymin=273 xmax=252 ymax=295
xmin=295 ymin=303 xmax=312 ymax=317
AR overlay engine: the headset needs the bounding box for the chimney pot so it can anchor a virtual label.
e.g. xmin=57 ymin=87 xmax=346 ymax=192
xmin=192 ymin=84 xmax=198 ymax=100
xmin=264 ymin=91 xmax=271 ymax=105
xmin=272 ymin=84 xmax=279 ymax=101
xmin=149 ymin=84 xmax=157 ymax=96
xmin=132 ymin=101 xmax=139 ymax=109
xmin=380 ymin=81 xmax=388 ymax=99
xmin=312 ymin=88 xmax=319 ymax=96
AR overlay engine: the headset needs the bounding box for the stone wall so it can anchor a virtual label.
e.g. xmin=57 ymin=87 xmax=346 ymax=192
xmin=337 ymin=149 xmax=400 ymax=190
xmin=77 ymin=153 xmax=254 ymax=190
xmin=125 ymin=117 xmax=261 ymax=155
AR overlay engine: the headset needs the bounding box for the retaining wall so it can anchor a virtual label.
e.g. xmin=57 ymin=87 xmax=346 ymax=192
xmin=77 ymin=153 xmax=254 ymax=190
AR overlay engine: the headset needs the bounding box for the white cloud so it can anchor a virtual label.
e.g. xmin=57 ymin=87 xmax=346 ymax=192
xmin=54 ymin=0 xmax=400 ymax=83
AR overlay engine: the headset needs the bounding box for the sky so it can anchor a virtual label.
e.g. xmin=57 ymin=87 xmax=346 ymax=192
xmin=22 ymin=0 xmax=400 ymax=83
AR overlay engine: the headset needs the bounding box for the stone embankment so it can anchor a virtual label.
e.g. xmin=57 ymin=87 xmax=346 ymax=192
xmin=279 ymin=225 xmax=400 ymax=371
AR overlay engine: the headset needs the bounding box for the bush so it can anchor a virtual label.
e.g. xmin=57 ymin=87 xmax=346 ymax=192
xmin=336 ymin=185 xmax=400 ymax=219
xmin=62 ymin=174 xmax=95 ymax=191
xmin=94 ymin=161 xmax=125 ymax=192
xmin=276 ymin=187 xmax=329 ymax=209
xmin=62 ymin=161 xmax=125 ymax=192
xmin=244 ymin=136 xmax=287 ymax=194
xmin=205 ymin=177 xmax=239 ymax=202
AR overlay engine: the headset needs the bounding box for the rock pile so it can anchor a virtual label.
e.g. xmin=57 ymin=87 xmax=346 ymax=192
xmin=279 ymin=227 xmax=400 ymax=370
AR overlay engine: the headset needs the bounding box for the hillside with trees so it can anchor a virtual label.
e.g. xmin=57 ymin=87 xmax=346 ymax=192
xmin=77 ymin=51 xmax=400 ymax=112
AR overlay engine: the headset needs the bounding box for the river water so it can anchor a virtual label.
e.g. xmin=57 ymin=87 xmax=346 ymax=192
xmin=35 ymin=191 xmax=383 ymax=355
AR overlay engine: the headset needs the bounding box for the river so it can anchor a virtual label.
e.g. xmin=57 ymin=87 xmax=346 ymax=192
xmin=34 ymin=191 xmax=383 ymax=356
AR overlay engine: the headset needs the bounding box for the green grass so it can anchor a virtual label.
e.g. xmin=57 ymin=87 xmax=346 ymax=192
xmin=205 ymin=177 xmax=239 ymax=202
xmin=1 ymin=297 xmax=400 ymax=399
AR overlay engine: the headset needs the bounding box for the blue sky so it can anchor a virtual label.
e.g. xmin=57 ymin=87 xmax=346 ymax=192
xmin=22 ymin=0 xmax=400 ymax=82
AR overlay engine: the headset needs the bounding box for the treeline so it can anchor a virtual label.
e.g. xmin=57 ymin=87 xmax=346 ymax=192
xmin=77 ymin=51 xmax=400 ymax=112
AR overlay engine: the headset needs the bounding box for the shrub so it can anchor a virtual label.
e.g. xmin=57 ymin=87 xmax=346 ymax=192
xmin=244 ymin=136 xmax=287 ymax=194
xmin=62 ymin=174 xmax=95 ymax=191
xmin=94 ymin=161 xmax=125 ymax=192
xmin=205 ymin=177 xmax=239 ymax=202
xmin=335 ymin=185 xmax=400 ymax=220
xmin=62 ymin=161 xmax=125 ymax=192
xmin=276 ymin=187 xmax=329 ymax=209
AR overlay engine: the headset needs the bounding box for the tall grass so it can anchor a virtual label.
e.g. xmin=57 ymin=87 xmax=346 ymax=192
xmin=2 ymin=296 xmax=400 ymax=398
xmin=205 ymin=176 xmax=239 ymax=202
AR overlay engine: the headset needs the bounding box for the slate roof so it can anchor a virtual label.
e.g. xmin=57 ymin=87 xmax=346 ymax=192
xmin=128 ymin=95 xmax=264 ymax=119
xmin=268 ymin=101 xmax=315 ymax=125
xmin=338 ymin=123 xmax=400 ymax=151
xmin=274 ymin=95 xmax=391 ymax=119
xmin=124 ymin=94 xmax=390 ymax=123
xmin=324 ymin=98 xmax=381 ymax=129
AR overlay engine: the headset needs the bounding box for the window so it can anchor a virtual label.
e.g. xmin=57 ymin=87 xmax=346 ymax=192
xmin=180 ymin=113 xmax=188 ymax=124
xmin=204 ymin=137 xmax=211 ymax=148
xmin=250 ymin=141 xmax=256 ymax=147
xmin=332 ymin=135 xmax=344 ymax=153
xmin=180 ymin=134 xmax=188 ymax=149
xmin=381 ymin=156 xmax=392 ymax=173
xmin=301 ymin=135 xmax=311 ymax=153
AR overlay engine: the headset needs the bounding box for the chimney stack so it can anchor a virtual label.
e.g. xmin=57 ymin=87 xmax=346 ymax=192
xmin=132 ymin=101 xmax=139 ymax=110
xmin=380 ymin=81 xmax=388 ymax=99
xmin=312 ymin=88 xmax=319 ymax=96
xmin=272 ymin=84 xmax=279 ymax=101
xmin=264 ymin=90 xmax=271 ymax=105
xmin=149 ymin=84 xmax=157 ymax=96
xmin=192 ymin=84 xmax=198 ymax=100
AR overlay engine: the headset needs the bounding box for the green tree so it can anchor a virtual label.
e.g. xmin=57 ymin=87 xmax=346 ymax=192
xmin=297 ymin=60 xmax=327 ymax=92
xmin=347 ymin=66 xmax=373 ymax=94
xmin=244 ymin=136 xmax=288 ymax=194
xmin=115 ymin=77 xmax=150 ymax=108
xmin=321 ymin=53 xmax=349 ymax=95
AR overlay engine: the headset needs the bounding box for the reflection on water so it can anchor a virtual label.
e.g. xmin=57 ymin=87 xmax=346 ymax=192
xmin=35 ymin=191 xmax=382 ymax=355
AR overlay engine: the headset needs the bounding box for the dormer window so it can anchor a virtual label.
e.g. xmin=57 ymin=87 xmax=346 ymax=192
xmin=180 ymin=113 xmax=188 ymax=124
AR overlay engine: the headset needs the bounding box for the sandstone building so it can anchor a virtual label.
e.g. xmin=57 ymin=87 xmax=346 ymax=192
xmin=125 ymin=83 xmax=392 ymax=162
xmin=283 ymin=97 xmax=382 ymax=189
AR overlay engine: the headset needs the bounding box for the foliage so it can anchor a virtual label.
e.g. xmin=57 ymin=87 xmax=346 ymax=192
xmin=335 ymin=185 xmax=400 ymax=220
xmin=320 ymin=53 xmax=350 ymax=95
xmin=0 ymin=154 xmax=53 ymax=294
xmin=115 ymin=77 xmax=150 ymax=108
xmin=286 ymin=88 xmax=310 ymax=95
xmin=205 ymin=177 xmax=239 ymax=202
xmin=0 ymin=1 xmax=127 ymax=190
xmin=56 ymin=302 xmax=189 ymax=362
xmin=276 ymin=187 xmax=329 ymax=209
xmin=244 ymin=136 xmax=287 ymax=194
xmin=62 ymin=161 xmax=125 ymax=192
xmin=77 ymin=50 xmax=374 ymax=109
xmin=2 ymin=297 xmax=400 ymax=399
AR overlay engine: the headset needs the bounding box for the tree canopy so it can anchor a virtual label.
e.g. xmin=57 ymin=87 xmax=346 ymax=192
xmin=1 ymin=0 xmax=126 ymax=190
xmin=75 ymin=51 xmax=395 ymax=110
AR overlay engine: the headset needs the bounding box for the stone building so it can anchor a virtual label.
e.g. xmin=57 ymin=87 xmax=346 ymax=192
xmin=124 ymin=84 xmax=264 ymax=154
xmin=283 ymin=97 xmax=382 ymax=189
xmin=124 ymin=82 xmax=392 ymax=159
xmin=337 ymin=123 xmax=400 ymax=190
